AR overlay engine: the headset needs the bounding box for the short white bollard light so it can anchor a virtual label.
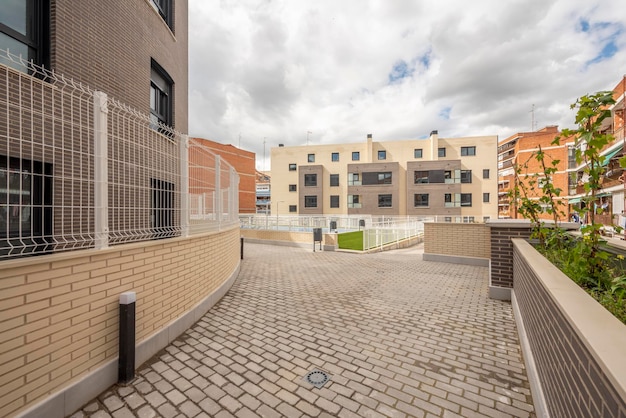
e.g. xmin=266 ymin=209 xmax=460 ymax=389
xmin=118 ymin=291 xmax=136 ymax=384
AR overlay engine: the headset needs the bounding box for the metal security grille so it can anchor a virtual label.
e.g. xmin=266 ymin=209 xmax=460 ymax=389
xmin=0 ymin=49 xmax=239 ymax=259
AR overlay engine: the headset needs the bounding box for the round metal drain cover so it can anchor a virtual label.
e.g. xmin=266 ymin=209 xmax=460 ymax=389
xmin=303 ymin=369 xmax=331 ymax=388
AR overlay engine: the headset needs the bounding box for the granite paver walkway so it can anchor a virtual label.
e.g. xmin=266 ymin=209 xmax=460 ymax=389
xmin=71 ymin=242 xmax=535 ymax=418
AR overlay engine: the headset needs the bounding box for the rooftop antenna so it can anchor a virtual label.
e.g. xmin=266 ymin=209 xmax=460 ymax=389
xmin=307 ymin=130 xmax=312 ymax=145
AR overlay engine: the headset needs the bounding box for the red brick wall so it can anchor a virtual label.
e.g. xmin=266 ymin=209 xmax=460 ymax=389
xmin=191 ymin=138 xmax=257 ymax=213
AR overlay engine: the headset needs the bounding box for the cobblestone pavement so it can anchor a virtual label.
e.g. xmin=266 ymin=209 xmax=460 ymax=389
xmin=70 ymin=243 xmax=535 ymax=418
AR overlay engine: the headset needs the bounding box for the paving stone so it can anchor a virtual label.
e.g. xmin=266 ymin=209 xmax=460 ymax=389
xmin=111 ymin=407 xmax=134 ymax=418
xmin=70 ymin=244 xmax=535 ymax=418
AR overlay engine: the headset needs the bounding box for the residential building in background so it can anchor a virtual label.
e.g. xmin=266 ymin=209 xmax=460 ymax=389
xmin=271 ymin=132 xmax=498 ymax=221
xmin=256 ymin=171 xmax=271 ymax=214
xmin=497 ymin=126 xmax=571 ymax=220
xmin=191 ymin=138 xmax=256 ymax=213
xmin=499 ymin=76 xmax=626 ymax=226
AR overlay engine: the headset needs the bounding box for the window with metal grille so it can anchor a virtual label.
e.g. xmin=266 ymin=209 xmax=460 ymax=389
xmin=304 ymin=174 xmax=317 ymax=187
xmin=304 ymin=195 xmax=317 ymax=208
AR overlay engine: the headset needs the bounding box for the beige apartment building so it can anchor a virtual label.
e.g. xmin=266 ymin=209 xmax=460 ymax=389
xmin=270 ymin=132 xmax=498 ymax=221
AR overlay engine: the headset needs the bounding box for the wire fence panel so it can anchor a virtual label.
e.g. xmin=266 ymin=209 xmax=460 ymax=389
xmin=0 ymin=51 xmax=239 ymax=260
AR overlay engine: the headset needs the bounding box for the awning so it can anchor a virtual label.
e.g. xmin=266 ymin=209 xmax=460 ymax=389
xmin=569 ymin=197 xmax=582 ymax=204
xmin=602 ymin=146 xmax=623 ymax=166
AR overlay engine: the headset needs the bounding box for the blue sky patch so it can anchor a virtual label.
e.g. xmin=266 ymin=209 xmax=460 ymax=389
xmin=388 ymin=60 xmax=414 ymax=83
xmin=439 ymin=106 xmax=452 ymax=120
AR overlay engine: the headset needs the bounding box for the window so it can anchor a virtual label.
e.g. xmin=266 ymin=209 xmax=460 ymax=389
xmin=307 ymin=153 xmax=315 ymax=163
xmin=483 ymin=169 xmax=490 ymax=179
xmin=330 ymin=195 xmax=340 ymax=208
xmin=362 ymin=172 xmax=392 ymax=185
xmin=444 ymin=217 xmax=452 ymax=223
xmin=352 ymin=152 xmax=360 ymax=161
xmin=348 ymin=195 xmax=361 ymax=208
xmin=438 ymin=147 xmax=446 ymax=157
xmin=461 ymin=146 xmax=476 ymax=156
xmin=330 ymin=174 xmax=339 ymax=187
xmin=289 ymin=184 xmax=297 ymax=192
xmin=483 ymin=216 xmax=491 ymax=222
xmin=0 ymin=0 xmax=49 ymax=72
xmin=150 ymin=59 xmax=173 ymax=129
xmin=483 ymin=193 xmax=490 ymax=203
xmin=289 ymin=163 xmax=297 ymax=171
xmin=414 ymin=149 xmax=423 ymax=158
xmin=414 ymin=171 xmax=429 ymax=184
xmin=461 ymin=193 xmax=472 ymax=207
xmin=460 ymin=170 xmax=472 ymax=184
xmin=304 ymin=174 xmax=317 ymax=187
xmin=348 ymin=173 xmax=360 ymax=186
xmin=1 ymin=156 xmax=53 ymax=257
xmin=304 ymin=195 xmax=318 ymax=208
xmin=378 ymin=150 xmax=387 ymax=160
xmin=331 ymin=152 xmax=339 ymax=162
xmin=414 ymin=194 xmax=429 ymax=207
xmin=378 ymin=172 xmax=392 ymax=184
xmin=151 ymin=178 xmax=176 ymax=239
xmin=378 ymin=194 xmax=392 ymax=208
xmin=151 ymin=0 xmax=173 ymax=29
xmin=289 ymin=205 xmax=297 ymax=213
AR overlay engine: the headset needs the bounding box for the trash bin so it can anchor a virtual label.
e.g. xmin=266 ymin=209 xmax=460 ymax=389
xmin=313 ymin=228 xmax=322 ymax=242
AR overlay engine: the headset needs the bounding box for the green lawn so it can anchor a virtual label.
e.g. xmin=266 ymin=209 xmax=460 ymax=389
xmin=337 ymin=231 xmax=363 ymax=251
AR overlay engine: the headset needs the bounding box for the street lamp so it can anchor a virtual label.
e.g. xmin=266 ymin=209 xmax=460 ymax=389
xmin=276 ymin=200 xmax=284 ymax=228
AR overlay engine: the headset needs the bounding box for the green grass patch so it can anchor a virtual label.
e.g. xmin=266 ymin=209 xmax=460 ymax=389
xmin=338 ymin=231 xmax=363 ymax=251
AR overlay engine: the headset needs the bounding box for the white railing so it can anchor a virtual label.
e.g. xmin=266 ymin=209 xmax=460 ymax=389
xmin=0 ymin=50 xmax=239 ymax=259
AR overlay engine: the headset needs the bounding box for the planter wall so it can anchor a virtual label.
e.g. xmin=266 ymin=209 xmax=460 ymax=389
xmin=512 ymin=239 xmax=626 ymax=417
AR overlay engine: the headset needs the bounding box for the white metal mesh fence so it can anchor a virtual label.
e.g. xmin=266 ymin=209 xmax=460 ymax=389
xmin=0 ymin=50 xmax=239 ymax=259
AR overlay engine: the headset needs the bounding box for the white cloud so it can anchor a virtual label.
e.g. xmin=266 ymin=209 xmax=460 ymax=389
xmin=188 ymin=0 xmax=626 ymax=170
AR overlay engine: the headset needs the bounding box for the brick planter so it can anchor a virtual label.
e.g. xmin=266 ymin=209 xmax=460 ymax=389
xmin=512 ymin=239 xmax=626 ymax=417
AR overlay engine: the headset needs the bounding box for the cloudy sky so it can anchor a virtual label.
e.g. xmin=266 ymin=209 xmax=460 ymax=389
xmin=188 ymin=0 xmax=626 ymax=171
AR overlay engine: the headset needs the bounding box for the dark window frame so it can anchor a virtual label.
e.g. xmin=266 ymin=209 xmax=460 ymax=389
xmin=289 ymin=205 xmax=297 ymax=213
xmin=461 ymin=146 xmax=476 ymax=156
xmin=288 ymin=163 xmax=297 ymax=171
xmin=150 ymin=59 xmax=174 ymax=129
xmin=460 ymin=170 xmax=472 ymax=184
xmin=151 ymin=0 xmax=174 ymax=30
xmin=414 ymin=148 xmax=423 ymax=158
xmin=304 ymin=195 xmax=318 ymax=208
xmin=330 ymin=174 xmax=339 ymax=187
xmin=438 ymin=147 xmax=446 ymax=157
xmin=414 ymin=194 xmax=429 ymax=207
xmin=352 ymin=151 xmax=360 ymax=161
xmin=307 ymin=153 xmax=315 ymax=163
xmin=0 ymin=0 xmax=50 ymax=72
xmin=378 ymin=150 xmax=387 ymax=160
xmin=483 ymin=192 xmax=490 ymax=203
xmin=331 ymin=152 xmax=339 ymax=162
xmin=288 ymin=184 xmax=297 ymax=192
xmin=304 ymin=173 xmax=317 ymax=187
xmin=461 ymin=193 xmax=472 ymax=207
xmin=483 ymin=169 xmax=490 ymax=179
xmin=378 ymin=194 xmax=393 ymax=208
xmin=330 ymin=195 xmax=340 ymax=208
xmin=414 ymin=171 xmax=429 ymax=184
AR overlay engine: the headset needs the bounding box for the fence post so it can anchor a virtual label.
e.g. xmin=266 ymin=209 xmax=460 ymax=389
xmin=180 ymin=135 xmax=189 ymax=238
xmin=215 ymin=156 xmax=221 ymax=229
xmin=93 ymin=91 xmax=109 ymax=249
